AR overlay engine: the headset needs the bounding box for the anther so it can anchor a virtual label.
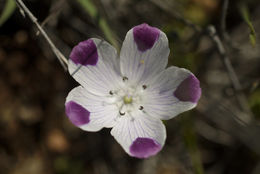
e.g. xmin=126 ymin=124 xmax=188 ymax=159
xmin=142 ymin=85 xmax=147 ymax=89
xmin=139 ymin=106 xmax=144 ymax=110
xmin=119 ymin=111 xmax=125 ymax=115
xmin=123 ymin=76 xmax=128 ymax=81
xmin=109 ymin=90 xmax=113 ymax=95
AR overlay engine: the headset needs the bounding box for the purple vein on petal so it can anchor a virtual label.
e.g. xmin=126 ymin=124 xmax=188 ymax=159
xmin=65 ymin=101 xmax=90 ymax=126
xmin=70 ymin=39 xmax=98 ymax=66
xmin=133 ymin=23 xmax=160 ymax=52
xmin=174 ymin=75 xmax=201 ymax=103
xmin=130 ymin=137 xmax=161 ymax=158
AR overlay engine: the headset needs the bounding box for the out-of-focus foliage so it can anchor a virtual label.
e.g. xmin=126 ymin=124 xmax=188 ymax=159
xmin=182 ymin=113 xmax=204 ymax=174
xmin=249 ymin=89 xmax=260 ymax=118
xmin=0 ymin=0 xmax=260 ymax=174
xmin=76 ymin=0 xmax=119 ymax=49
xmin=0 ymin=0 xmax=16 ymax=26
xmin=239 ymin=3 xmax=257 ymax=47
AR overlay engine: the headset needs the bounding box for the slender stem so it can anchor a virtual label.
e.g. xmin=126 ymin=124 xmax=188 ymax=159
xmin=182 ymin=114 xmax=204 ymax=174
xmin=76 ymin=0 xmax=119 ymax=50
xmin=207 ymin=26 xmax=242 ymax=91
xmin=15 ymin=0 xmax=68 ymax=70
xmin=207 ymin=26 xmax=252 ymax=121
xmin=220 ymin=0 xmax=229 ymax=39
xmin=150 ymin=0 xmax=252 ymax=121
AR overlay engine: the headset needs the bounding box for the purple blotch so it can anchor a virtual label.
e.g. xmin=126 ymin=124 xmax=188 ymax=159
xmin=70 ymin=39 xmax=98 ymax=66
xmin=174 ymin=75 xmax=201 ymax=103
xmin=65 ymin=101 xmax=90 ymax=126
xmin=133 ymin=23 xmax=160 ymax=52
xmin=129 ymin=137 xmax=162 ymax=158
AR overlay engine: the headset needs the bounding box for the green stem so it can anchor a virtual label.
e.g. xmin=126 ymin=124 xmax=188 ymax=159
xmin=76 ymin=0 xmax=119 ymax=50
xmin=181 ymin=113 xmax=204 ymax=174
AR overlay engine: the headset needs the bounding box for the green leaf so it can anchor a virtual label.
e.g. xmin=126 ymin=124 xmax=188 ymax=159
xmin=249 ymin=89 xmax=260 ymax=118
xmin=249 ymin=33 xmax=256 ymax=47
xmin=76 ymin=0 xmax=97 ymax=18
xmin=239 ymin=4 xmax=256 ymax=47
xmin=76 ymin=0 xmax=119 ymax=50
xmin=0 ymin=0 xmax=16 ymax=26
xmin=181 ymin=113 xmax=204 ymax=174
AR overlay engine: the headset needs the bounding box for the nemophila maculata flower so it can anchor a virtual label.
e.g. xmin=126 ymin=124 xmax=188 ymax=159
xmin=65 ymin=23 xmax=201 ymax=158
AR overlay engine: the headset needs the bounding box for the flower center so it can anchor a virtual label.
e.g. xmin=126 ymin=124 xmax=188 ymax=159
xmin=106 ymin=77 xmax=147 ymax=119
xmin=123 ymin=95 xmax=133 ymax=104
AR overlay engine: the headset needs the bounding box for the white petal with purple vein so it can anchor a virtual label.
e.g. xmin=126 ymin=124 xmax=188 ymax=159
xmin=111 ymin=110 xmax=166 ymax=158
xmin=142 ymin=66 xmax=201 ymax=120
xmin=120 ymin=23 xmax=170 ymax=85
xmin=66 ymin=86 xmax=118 ymax=131
xmin=68 ymin=38 xmax=122 ymax=96
xmin=65 ymin=23 xmax=202 ymax=159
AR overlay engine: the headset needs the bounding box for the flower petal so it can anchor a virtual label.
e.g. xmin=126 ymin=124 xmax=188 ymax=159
xmin=111 ymin=111 xmax=166 ymax=158
xmin=69 ymin=38 xmax=122 ymax=95
xmin=65 ymin=86 xmax=118 ymax=131
xmin=120 ymin=23 xmax=169 ymax=85
xmin=142 ymin=66 xmax=201 ymax=120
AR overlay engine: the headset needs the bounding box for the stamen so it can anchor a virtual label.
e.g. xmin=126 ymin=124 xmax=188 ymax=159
xmin=139 ymin=106 xmax=144 ymax=110
xmin=123 ymin=76 xmax=128 ymax=81
xmin=109 ymin=90 xmax=113 ymax=95
xmin=119 ymin=111 xmax=125 ymax=115
xmin=142 ymin=85 xmax=147 ymax=89
xmin=118 ymin=103 xmax=127 ymax=116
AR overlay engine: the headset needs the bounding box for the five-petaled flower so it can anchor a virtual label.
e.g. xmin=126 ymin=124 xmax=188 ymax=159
xmin=65 ymin=23 xmax=201 ymax=158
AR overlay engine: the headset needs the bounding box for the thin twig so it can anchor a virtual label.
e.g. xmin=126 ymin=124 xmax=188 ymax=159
xmin=16 ymin=2 xmax=25 ymax=17
xmin=207 ymin=25 xmax=252 ymax=122
xmin=207 ymin=26 xmax=242 ymax=91
xmin=149 ymin=0 xmax=252 ymax=122
xmin=220 ymin=0 xmax=229 ymax=39
xmin=36 ymin=0 xmax=65 ymax=35
xmin=15 ymin=0 xmax=68 ymax=70
xmin=150 ymin=0 xmax=242 ymax=93
xmin=198 ymin=93 xmax=260 ymax=154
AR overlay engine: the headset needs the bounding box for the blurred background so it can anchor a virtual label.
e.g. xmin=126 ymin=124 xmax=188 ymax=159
xmin=0 ymin=0 xmax=260 ymax=174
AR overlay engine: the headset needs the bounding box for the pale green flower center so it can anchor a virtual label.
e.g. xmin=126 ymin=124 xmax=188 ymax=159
xmin=123 ymin=95 xmax=133 ymax=104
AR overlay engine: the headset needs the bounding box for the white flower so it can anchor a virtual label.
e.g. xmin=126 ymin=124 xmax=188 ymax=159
xmin=65 ymin=23 xmax=201 ymax=158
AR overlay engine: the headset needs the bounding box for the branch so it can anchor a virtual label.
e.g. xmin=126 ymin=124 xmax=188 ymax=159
xmin=207 ymin=26 xmax=241 ymax=90
xmin=220 ymin=0 xmax=229 ymax=39
xmin=15 ymin=0 xmax=68 ymax=70
xmin=149 ymin=0 xmax=253 ymax=122
xmin=207 ymin=25 xmax=252 ymax=122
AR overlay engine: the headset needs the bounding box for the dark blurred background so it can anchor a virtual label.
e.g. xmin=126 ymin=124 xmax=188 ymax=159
xmin=0 ymin=0 xmax=260 ymax=174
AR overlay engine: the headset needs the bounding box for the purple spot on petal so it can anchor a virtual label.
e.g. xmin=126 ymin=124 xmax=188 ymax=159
xmin=133 ymin=23 xmax=160 ymax=52
xmin=129 ymin=137 xmax=161 ymax=158
xmin=69 ymin=39 xmax=98 ymax=66
xmin=65 ymin=101 xmax=90 ymax=126
xmin=174 ymin=75 xmax=201 ymax=103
